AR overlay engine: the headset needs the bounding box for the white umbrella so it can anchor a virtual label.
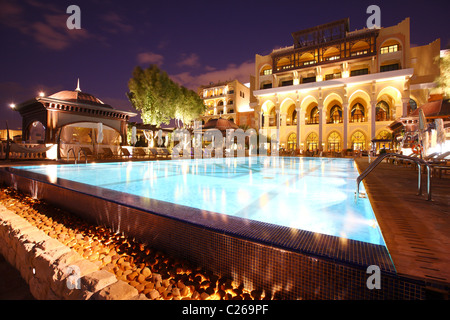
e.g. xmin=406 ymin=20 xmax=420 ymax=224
xmin=131 ymin=126 xmax=137 ymax=146
xmin=97 ymin=122 xmax=103 ymax=144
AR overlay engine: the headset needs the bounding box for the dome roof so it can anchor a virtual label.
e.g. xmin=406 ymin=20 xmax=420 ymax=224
xmin=48 ymin=90 xmax=113 ymax=109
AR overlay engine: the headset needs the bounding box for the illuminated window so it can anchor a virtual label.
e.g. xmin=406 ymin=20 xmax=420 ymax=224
xmin=263 ymin=68 xmax=272 ymax=75
xmin=329 ymin=105 xmax=342 ymax=123
xmin=309 ymin=106 xmax=320 ymax=124
xmin=376 ymin=101 xmax=390 ymax=121
xmin=380 ymin=44 xmax=399 ymax=54
xmin=350 ymin=103 xmax=365 ymax=122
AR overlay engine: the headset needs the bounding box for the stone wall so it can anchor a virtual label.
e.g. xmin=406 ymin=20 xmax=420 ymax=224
xmin=0 ymin=205 xmax=144 ymax=300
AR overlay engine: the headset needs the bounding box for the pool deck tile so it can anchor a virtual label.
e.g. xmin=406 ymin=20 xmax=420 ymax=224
xmin=355 ymin=157 xmax=450 ymax=287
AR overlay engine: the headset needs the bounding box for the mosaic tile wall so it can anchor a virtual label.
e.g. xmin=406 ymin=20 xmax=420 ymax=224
xmin=0 ymin=168 xmax=426 ymax=299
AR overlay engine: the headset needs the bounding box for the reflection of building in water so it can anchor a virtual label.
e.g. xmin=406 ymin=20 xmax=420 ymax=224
xmin=250 ymin=18 xmax=442 ymax=154
xmin=12 ymin=81 xmax=137 ymax=159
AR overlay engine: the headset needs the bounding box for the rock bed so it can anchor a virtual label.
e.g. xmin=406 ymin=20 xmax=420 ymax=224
xmin=0 ymin=187 xmax=268 ymax=300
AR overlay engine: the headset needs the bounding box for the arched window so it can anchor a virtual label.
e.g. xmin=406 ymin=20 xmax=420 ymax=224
xmin=309 ymin=106 xmax=320 ymax=124
xmin=217 ymin=100 xmax=224 ymax=106
xmin=351 ymin=131 xmax=366 ymax=150
xmin=409 ymin=99 xmax=417 ymax=113
xmin=376 ymin=101 xmax=390 ymax=121
xmin=350 ymin=103 xmax=365 ymax=122
xmin=329 ymin=105 xmax=342 ymax=123
xmin=269 ymin=108 xmax=276 ymax=126
xmin=287 ymin=133 xmax=297 ymax=151
xmin=327 ymin=131 xmax=341 ymax=152
xmin=28 ymin=121 xmax=46 ymax=143
xmin=376 ymin=130 xmax=391 ymax=140
xmin=286 ymin=105 xmax=297 ymax=126
xmin=306 ymin=132 xmax=319 ymax=151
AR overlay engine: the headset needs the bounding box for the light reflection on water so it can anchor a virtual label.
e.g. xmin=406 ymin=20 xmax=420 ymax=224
xmin=21 ymin=156 xmax=385 ymax=246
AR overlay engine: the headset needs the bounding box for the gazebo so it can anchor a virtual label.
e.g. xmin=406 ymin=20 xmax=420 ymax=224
xmin=12 ymin=81 xmax=137 ymax=159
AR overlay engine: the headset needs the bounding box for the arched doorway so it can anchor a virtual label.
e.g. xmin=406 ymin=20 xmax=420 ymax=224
xmin=306 ymin=132 xmax=319 ymax=151
xmin=287 ymin=133 xmax=296 ymax=151
xmin=327 ymin=131 xmax=341 ymax=152
xmin=351 ymin=131 xmax=366 ymax=151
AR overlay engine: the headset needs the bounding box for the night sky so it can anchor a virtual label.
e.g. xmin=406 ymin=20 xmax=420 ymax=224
xmin=1 ymin=0 xmax=449 ymax=130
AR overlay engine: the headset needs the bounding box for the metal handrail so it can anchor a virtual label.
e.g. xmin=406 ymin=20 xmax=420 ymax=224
xmin=356 ymin=153 xmax=432 ymax=202
xmin=78 ymin=149 xmax=88 ymax=164
xmin=67 ymin=148 xmax=77 ymax=164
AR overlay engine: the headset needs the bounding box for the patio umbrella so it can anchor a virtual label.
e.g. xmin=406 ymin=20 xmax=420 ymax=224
xmin=418 ymin=109 xmax=426 ymax=131
xmin=131 ymin=126 xmax=137 ymax=146
xmin=97 ymin=122 xmax=103 ymax=144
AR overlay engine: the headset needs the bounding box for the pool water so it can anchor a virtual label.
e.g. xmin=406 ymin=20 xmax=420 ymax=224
xmin=17 ymin=156 xmax=385 ymax=246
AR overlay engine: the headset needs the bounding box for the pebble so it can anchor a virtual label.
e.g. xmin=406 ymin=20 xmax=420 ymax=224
xmin=0 ymin=187 xmax=264 ymax=301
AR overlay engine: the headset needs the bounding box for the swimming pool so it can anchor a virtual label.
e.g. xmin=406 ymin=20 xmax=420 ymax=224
xmin=13 ymin=156 xmax=385 ymax=246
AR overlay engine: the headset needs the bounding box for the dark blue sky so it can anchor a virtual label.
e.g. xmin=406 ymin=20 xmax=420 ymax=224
xmin=1 ymin=0 xmax=449 ymax=129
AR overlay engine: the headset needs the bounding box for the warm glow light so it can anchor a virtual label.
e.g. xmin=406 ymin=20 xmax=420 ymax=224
xmin=9 ymin=103 xmax=15 ymax=109
xmin=342 ymin=71 xmax=350 ymax=78
xmin=39 ymin=92 xmax=45 ymax=97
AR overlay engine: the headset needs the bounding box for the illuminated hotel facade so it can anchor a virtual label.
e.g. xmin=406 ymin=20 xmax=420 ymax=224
xmin=198 ymin=79 xmax=256 ymax=128
xmin=250 ymin=18 xmax=441 ymax=153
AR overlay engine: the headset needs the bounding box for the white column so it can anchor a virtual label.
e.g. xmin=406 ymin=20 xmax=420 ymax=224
xmin=223 ymin=100 xmax=227 ymax=114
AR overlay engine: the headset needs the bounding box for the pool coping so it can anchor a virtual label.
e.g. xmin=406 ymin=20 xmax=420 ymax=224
xmin=0 ymin=159 xmax=396 ymax=275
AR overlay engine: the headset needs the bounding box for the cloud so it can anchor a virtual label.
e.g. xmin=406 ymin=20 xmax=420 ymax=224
xmin=100 ymin=12 xmax=134 ymax=34
xmin=0 ymin=1 xmax=91 ymax=51
xmin=137 ymin=52 xmax=165 ymax=66
xmin=177 ymin=53 xmax=200 ymax=68
xmin=170 ymin=60 xmax=254 ymax=90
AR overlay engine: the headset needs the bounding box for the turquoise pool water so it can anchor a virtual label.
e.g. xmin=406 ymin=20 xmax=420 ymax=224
xmin=16 ymin=156 xmax=385 ymax=246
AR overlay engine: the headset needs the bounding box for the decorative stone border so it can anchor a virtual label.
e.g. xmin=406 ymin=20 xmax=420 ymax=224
xmin=0 ymin=205 xmax=145 ymax=300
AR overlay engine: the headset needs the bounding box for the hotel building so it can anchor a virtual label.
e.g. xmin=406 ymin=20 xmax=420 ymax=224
xmin=250 ymin=18 xmax=441 ymax=153
xmin=198 ymin=79 xmax=256 ymax=128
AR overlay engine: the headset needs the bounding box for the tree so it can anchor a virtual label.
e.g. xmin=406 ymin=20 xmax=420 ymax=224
xmin=127 ymin=65 xmax=205 ymax=127
xmin=432 ymin=51 xmax=450 ymax=98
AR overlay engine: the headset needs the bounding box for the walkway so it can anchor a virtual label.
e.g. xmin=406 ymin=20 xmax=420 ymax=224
xmin=355 ymin=157 xmax=450 ymax=293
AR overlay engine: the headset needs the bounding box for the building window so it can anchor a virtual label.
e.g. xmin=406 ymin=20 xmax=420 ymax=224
xmin=409 ymin=99 xmax=418 ymax=113
xmin=263 ymin=68 xmax=272 ymax=75
xmin=325 ymin=55 xmax=340 ymax=61
xmin=351 ymin=131 xmax=366 ymax=150
xmin=262 ymin=83 xmax=272 ymax=89
xmin=303 ymin=60 xmax=317 ymax=66
xmin=302 ymin=76 xmax=316 ymax=84
xmin=281 ymin=80 xmax=293 ymax=87
xmin=287 ymin=133 xmax=297 ymax=151
xmin=325 ymin=72 xmax=341 ymax=80
xmin=376 ymin=101 xmax=390 ymax=121
xmin=329 ymin=105 xmax=343 ymax=123
xmin=350 ymin=68 xmax=369 ymax=77
xmin=350 ymin=103 xmax=365 ymax=122
xmin=380 ymin=44 xmax=399 ymax=54
xmin=269 ymin=108 xmax=276 ymax=126
xmin=306 ymin=132 xmax=319 ymax=151
xmin=308 ymin=106 xmax=320 ymax=124
xmin=327 ymin=131 xmax=341 ymax=152
xmin=350 ymin=50 xmax=368 ymax=57
xmin=380 ymin=63 xmax=399 ymax=72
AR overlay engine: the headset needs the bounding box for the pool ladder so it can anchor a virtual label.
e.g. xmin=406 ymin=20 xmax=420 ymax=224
xmin=67 ymin=148 xmax=88 ymax=164
xmin=355 ymin=153 xmax=431 ymax=202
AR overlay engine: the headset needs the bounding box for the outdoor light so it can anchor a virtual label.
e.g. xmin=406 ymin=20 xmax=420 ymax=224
xmin=9 ymin=103 xmax=15 ymax=109
xmin=39 ymin=92 xmax=45 ymax=97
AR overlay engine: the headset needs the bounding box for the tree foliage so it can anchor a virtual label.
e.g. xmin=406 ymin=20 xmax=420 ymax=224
xmin=127 ymin=65 xmax=205 ymax=126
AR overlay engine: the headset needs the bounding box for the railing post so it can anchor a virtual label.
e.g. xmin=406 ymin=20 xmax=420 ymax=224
xmin=417 ymin=163 xmax=422 ymax=196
